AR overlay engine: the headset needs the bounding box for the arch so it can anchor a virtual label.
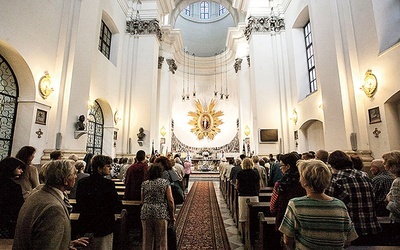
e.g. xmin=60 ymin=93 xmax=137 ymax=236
xmin=384 ymin=90 xmax=400 ymax=150
xmin=0 ymin=40 xmax=38 ymax=156
xmin=0 ymin=40 xmax=36 ymax=100
xmin=298 ymin=119 xmax=325 ymax=152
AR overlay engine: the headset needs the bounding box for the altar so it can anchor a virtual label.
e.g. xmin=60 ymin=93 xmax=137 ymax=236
xmin=191 ymin=158 xmax=220 ymax=171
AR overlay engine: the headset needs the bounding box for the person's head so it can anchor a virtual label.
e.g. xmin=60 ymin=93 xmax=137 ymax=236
xmin=127 ymin=157 xmax=134 ymax=165
xmin=50 ymin=150 xmax=63 ymax=160
xmin=252 ymin=155 xmax=259 ymax=164
xmin=350 ymin=155 xmax=363 ymax=170
xmin=139 ymin=127 xmax=144 ymax=133
xmin=259 ymin=158 xmax=265 ymax=167
xmin=91 ymin=155 xmax=112 ymax=176
xmin=174 ymin=157 xmax=182 ymax=164
xmin=15 ymin=146 xmax=36 ymax=165
xmin=147 ymin=163 xmax=163 ymax=180
xmin=154 ymin=156 xmax=172 ymax=170
xmin=280 ymin=153 xmax=300 ymax=174
xmin=43 ymin=160 xmax=76 ymax=190
xmin=221 ymin=157 xmax=227 ymax=162
xmin=241 ymin=158 xmax=254 ymax=170
xmin=75 ymin=160 xmax=86 ymax=173
xmin=79 ymin=115 xmax=85 ymax=122
xmin=68 ymin=154 xmax=78 ymax=162
xmin=234 ymin=158 xmax=242 ymax=167
xmin=315 ymin=149 xmax=329 ymax=163
xmin=0 ymin=157 xmax=26 ymax=180
xmin=113 ymin=157 xmax=119 ymax=164
xmin=239 ymin=154 xmax=246 ymax=160
xmin=327 ymin=150 xmax=353 ymax=170
xmin=298 ymin=159 xmax=332 ymax=193
xmin=136 ymin=150 xmax=146 ymax=162
xmin=228 ymin=158 xmax=234 ymax=165
xmin=370 ymin=159 xmax=385 ymax=176
xmin=301 ymin=152 xmax=314 ymax=160
xmin=382 ymin=150 xmax=400 ymax=177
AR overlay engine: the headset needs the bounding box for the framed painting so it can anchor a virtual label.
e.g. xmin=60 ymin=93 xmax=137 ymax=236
xmin=35 ymin=109 xmax=47 ymax=125
xmin=368 ymin=107 xmax=381 ymax=124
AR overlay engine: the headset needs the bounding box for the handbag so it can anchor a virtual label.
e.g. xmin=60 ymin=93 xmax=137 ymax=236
xmin=167 ymin=223 xmax=177 ymax=250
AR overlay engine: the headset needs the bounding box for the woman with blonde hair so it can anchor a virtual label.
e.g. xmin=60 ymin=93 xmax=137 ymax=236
xmin=280 ymin=159 xmax=358 ymax=249
xmin=236 ymin=158 xmax=260 ymax=235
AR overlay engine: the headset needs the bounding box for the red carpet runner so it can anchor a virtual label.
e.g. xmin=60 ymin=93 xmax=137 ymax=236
xmin=176 ymin=181 xmax=231 ymax=249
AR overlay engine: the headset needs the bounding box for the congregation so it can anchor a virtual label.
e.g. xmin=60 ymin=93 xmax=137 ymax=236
xmin=1 ymin=146 xmax=400 ymax=249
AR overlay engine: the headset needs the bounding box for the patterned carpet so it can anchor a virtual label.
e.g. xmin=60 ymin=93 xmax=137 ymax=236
xmin=176 ymin=181 xmax=231 ymax=249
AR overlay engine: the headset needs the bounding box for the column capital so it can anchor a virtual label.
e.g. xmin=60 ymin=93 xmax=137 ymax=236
xmin=244 ymin=15 xmax=285 ymax=41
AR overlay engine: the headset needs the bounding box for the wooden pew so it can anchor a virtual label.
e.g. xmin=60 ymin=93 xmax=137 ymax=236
xmin=245 ymin=200 xmax=272 ymax=249
xmin=259 ymin=192 xmax=272 ymax=202
xmin=260 ymin=186 xmax=273 ymax=193
xmin=256 ymin=212 xmax=281 ymax=250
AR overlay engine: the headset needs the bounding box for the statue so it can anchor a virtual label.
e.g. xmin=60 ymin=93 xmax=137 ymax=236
xmin=75 ymin=115 xmax=86 ymax=131
xmin=137 ymin=127 xmax=146 ymax=142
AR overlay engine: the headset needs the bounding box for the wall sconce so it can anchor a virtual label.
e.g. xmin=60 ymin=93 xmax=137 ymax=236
xmin=114 ymin=110 xmax=122 ymax=124
xmin=244 ymin=125 xmax=250 ymax=137
xmin=362 ymin=69 xmax=378 ymax=98
xmin=160 ymin=126 xmax=166 ymax=137
xmin=290 ymin=109 xmax=298 ymax=125
xmin=38 ymin=72 xmax=54 ymax=99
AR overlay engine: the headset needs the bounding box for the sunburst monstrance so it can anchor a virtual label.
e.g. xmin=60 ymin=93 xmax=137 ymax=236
xmin=188 ymin=99 xmax=223 ymax=140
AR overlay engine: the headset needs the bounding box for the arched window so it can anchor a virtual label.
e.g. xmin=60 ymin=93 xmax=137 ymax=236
xmin=0 ymin=54 xmax=18 ymax=159
xmin=304 ymin=21 xmax=317 ymax=93
xmin=86 ymin=100 xmax=104 ymax=155
xmin=200 ymin=1 xmax=209 ymax=19
xmin=219 ymin=4 xmax=226 ymax=16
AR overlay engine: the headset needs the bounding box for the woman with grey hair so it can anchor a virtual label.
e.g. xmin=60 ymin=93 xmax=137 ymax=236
xmin=279 ymin=159 xmax=358 ymax=249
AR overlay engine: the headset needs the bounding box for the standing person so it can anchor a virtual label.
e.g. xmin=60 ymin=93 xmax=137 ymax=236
xmin=253 ymin=155 xmax=267 ymax=187
xmin=383 ymin=151 xmax=400 ymax=223
xmin=279 ymin=159 xmax=358 ymax=249
xmin=236 ymin=158 xmax=260 ymax=235
xmin=370 ymin=159 xmax=394 ymax=216
xmin=13 ymin=160 xmax=89 ymax=250
xmin=268 ymin=154 xmax=283 ymax=187
xmin=183 ymin=158 xmax=192 ymax=191
xmin=14 ymin=146 xmax=39 ymax=199
xmin=325 ymin=150 xmax=381 ymax=244
xmin=68 ymin=160 xmax=89 ymax=199
xmin=124 ymin=150 xmax=148 ymax=201
xmin=0 ymin=157 xmax=25 ymax=238
xmin=83 ymin=152 xmax=94 ymax=174
xmin=141 ymin=163 xmax=175 ymax=249
xmin=76 ymin=155 xmax=122 ymax=249
xmin=270 ymin=153 xmax=306 ymax=231
xmin=229 ymin=158 xmax=242 ymax=188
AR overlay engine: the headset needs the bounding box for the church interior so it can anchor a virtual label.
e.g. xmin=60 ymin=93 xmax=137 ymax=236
xmin=1 ymin=0 xmax=400 ymax=248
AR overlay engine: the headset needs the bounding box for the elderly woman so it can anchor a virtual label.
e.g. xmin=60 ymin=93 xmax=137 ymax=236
xmin=270 ymin=152 xmax=306 ymax=231
xmin=383 ymin=150 xmax=400 ymax=223
xmin=280 ymin=159 xmax=358 ymax=249
xmin=141 ymin=163 xmax=175 ymax=249
xmin=0 ymin=157 xmax=26 ymax=238
xmin=236 ymin=158 xmax=260 ymax=235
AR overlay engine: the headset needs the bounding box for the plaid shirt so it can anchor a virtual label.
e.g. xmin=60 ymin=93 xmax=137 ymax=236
xmin=325 ymin=168 xmax=381 ymax=235
xmin=372 ymin=171 xmax=394 ymax=207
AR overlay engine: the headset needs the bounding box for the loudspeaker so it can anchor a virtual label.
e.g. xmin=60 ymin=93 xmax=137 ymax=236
xmin=350 ymin=133 xmax=357 ymax=151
